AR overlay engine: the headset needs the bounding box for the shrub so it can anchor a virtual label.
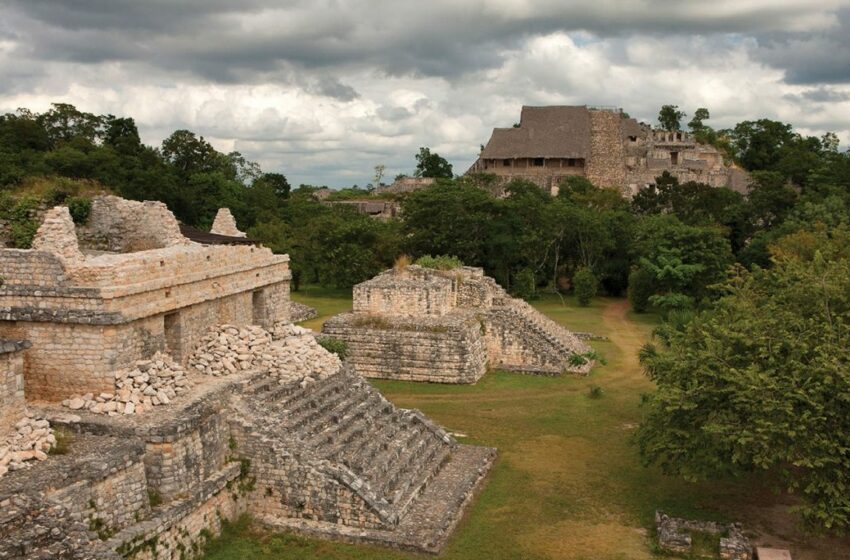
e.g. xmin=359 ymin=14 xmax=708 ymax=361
xmin=512 ymin=267 xmax=537 ymax=300
xmin=414 ymin=254 xmax=463 ymax=270
xmin=588 ymin=385 xmax=604 ymax=399
xmin=628 ymin=266 xmax=655 ymax=313
xmin=573 ymin=266 xmax=598 ymax=306
xmin=67 ymin=196 xmax=92 ymax=224
xmin=317 ymin=337 xmax=348 ymax=360
xmin=393 ymin=254 xmax=411 ymax=271
xmin=49 ymin=427 xmax=74 ymax=455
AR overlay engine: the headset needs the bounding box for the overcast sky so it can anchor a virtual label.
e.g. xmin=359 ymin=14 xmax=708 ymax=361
xmin=2 ymin=1 xmax=849 ymax=187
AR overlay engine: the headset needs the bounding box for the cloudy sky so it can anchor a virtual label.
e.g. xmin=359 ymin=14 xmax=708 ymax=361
xmin=2 ymin=1 xmax=849 ymax=187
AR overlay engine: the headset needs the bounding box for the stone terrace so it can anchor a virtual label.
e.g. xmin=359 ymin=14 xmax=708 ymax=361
xmin=323 ymin=265 xmax=592 ymax=383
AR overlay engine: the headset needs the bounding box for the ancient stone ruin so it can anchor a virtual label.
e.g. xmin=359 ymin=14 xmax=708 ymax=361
xmin=468 ymin=105 xmax=749 ymax=196
xmin=655 ymin=511 xmax=752 ymax=560
xmin=322 ymin=265 xmax=593 ymax=383
xmin=0 ymin=196 xmax=496 ymax=559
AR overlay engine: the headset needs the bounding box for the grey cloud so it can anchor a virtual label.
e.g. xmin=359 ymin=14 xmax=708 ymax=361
xmin=755 ymin=7 xmax=850 ymax=84
xmin=5 ymin=0 xmax=848 ymax=84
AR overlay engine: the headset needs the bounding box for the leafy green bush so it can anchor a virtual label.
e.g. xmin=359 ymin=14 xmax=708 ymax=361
xmin=628 ymin=266 xmax=655 ymax=313
xmin=67 ymin=196 xmax=92 ymax=224
xmin=588 ymin=385 xmax=604 ymax=399
xmin=414 ymin=254 xmax=463 ymax=270
xmin=1 ymin=195 xmax=41 ymax=248
xmin=573 ymin=266 xmax=598 ymax=306
xmin=317 ymin=337 xmax=348 ymax=360
xmin=512 ymin=267 xmax=537 ymax=300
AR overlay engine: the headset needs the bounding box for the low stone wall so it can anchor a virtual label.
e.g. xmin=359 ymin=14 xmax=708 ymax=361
xmin=323 ymin=312 xmax=488 ymax=383
xmin=290 ymin=301 xmax=318 ymax=323
xmin=0 ymin=341 xmax=28 ymax=427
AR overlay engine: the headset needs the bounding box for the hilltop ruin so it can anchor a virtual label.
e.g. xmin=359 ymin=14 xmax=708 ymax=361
xmin=322 ymin=265 xmax=593 ymax=383
xmin=0 ymin=196 xmax=495 ymax=559
xmin=468 ymin=105 xmax=749 ymax=196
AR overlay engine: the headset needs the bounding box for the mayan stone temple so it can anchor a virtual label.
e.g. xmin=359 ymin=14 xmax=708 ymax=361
xmin=322 ymin=265 xmax=593 ymax=383
xmin=0 ymin=196 xmax=495 ymax=559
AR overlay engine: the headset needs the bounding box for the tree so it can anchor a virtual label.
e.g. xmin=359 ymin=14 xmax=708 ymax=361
xmin=414 ymin=147 xmax=453 ymax=179
xmin=636 ymin=229 xmax=850 ymax=530
xmin=373 ymin=164 xmax=386 ymax=187
xmin=687 ymin=108 xmax=710 ymax=132
xmin=257 ymin=172 xmax=291 ymax=200
xmin=573 ymin=267 xmax=598 ymax=306
xmin=633 ymin=215 xmax=734 ymax=311
xmin=658 ymin=105 xmax=686 ymax=131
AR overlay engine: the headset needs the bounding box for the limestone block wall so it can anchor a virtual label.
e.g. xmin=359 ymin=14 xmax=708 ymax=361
xmin=322 ymin=312 xmax=488 ymax=383
xmin=50 ymin=457 xmax=151 ymax=534
xmin=586 ymin=110 xmax=627 ymax=189
xmin=0 ymin=341 xmax=28 ymax=427
xmin=353 ymin=275 xmax=455 ymax=317
xmin=76 ymin=195 xmax=188 ymax=253
xmin=0 ymin=317 xmax=163 ymax=399
xmin=143 ymin=407 xmax=231 ymax=502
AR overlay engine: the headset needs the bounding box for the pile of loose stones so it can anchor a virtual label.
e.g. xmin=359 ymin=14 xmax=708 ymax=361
xmin=62 ymin=352 xmax=192 ymax=415
xmin=0 ymin=411 xmax=55 ymax=478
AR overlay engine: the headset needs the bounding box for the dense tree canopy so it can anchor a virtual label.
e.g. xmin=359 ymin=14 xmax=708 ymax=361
xmin=637 ymin=228 xmax=850 ymax=529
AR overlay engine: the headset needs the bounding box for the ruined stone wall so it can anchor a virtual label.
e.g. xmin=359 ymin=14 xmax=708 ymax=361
xmin=322 ymin=313 xmax=488 ymax=383
xmin=76 ymin=196 xmax=188 ymax=253
xmin=586 ymin=110 xmax=627 ymax=190
xmin=0 ymin=342 xmax=28 ymax=427
xmin=50 ymin=457 xmax=151 ymax=535
xmin=210 ymin=208 xmax=246 ymax=238
xmin=353 ymin=274 xmax=456 ymax=317
xmin=0 ymin=316 xmax=164 ymax=399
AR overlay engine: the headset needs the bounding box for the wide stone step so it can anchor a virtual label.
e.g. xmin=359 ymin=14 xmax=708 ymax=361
xmin=390 ymin=441 xmax=452 ymax=510
xmin=296 ymin=387 xmax=370 ymax=438
xmin=305 ymin=394 xmax=383 ymax=447
xmin=337 ymin=412 xmax=405 ymax=470
xmin=283 ymin=382 xmax=354 ymax=430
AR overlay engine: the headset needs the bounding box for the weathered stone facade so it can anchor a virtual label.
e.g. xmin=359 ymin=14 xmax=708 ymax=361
xmin=322 ymin=265 xmax=592 ymax=383
xmin=469 ymin=105 xmax=748 ymax=196
xmin=0 ymin=196 xmax=496 ymax=558
xmin=0 ymin=340 xmax=28 ymax=428
xmin=0 ymin=198 xmax=291 ymax=400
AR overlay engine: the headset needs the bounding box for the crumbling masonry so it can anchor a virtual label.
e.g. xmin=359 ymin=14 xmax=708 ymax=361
xmin=0 ymin=197 xmax=495 ymax=559
xmin=322 ymin=265 xmax=593 ymax=383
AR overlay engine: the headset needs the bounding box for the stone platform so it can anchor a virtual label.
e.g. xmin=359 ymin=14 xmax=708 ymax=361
xmin=259 ymin=444 xmax=496 ymax=554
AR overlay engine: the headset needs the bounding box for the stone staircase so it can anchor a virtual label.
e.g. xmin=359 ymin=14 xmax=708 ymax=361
xmin=489 ymin=296 xmax=593 ymax=374
xmin=235 ymin=368 xmax=455 ymax=523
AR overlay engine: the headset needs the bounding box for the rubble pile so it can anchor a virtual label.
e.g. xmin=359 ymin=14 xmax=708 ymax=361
xmin=0 ymin=411 xmax=55 ymax=477
xmin=188 ymin=325 xmax=275 ymax=376
xmin=189 ymin=323 xmax=342 ymax=383
xmin=269 ymin=322 xmax=342 ymax=381
xmin=62 ymin=352 xmax=191 ymax=415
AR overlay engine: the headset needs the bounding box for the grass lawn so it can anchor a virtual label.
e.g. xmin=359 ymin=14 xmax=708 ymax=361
xmin=204 ymin=291 xmax=849 ymax=560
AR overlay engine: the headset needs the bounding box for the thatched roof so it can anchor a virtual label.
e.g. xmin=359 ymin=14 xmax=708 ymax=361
xmin=480 ymin=106 xmax=591 ymax=159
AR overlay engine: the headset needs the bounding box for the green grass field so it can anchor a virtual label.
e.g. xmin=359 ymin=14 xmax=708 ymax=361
xmin=203 ymin=290 xmax=847 ymax=560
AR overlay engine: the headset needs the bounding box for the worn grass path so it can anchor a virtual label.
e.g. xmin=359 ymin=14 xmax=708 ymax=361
xmin=203 ymin=291 xmax=850 ymax=560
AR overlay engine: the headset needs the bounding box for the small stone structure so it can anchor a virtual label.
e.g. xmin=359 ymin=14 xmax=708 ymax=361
xmin=0 ymin=196 xmax=496 ymax=558
xmin=290 ymin=301 xmax=318 ymax=323
xmin=210 ymin=208 xmax=247 ymax=238
xmin=468 ymin=105 xmax=749 ymax=196
xmin=656 ymin=511 xmax=752 ymax=560
xmin=375 ymin=176 xmax=436 ymax=195
xmin=322 ymin=265 xmax=592 ymax=383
